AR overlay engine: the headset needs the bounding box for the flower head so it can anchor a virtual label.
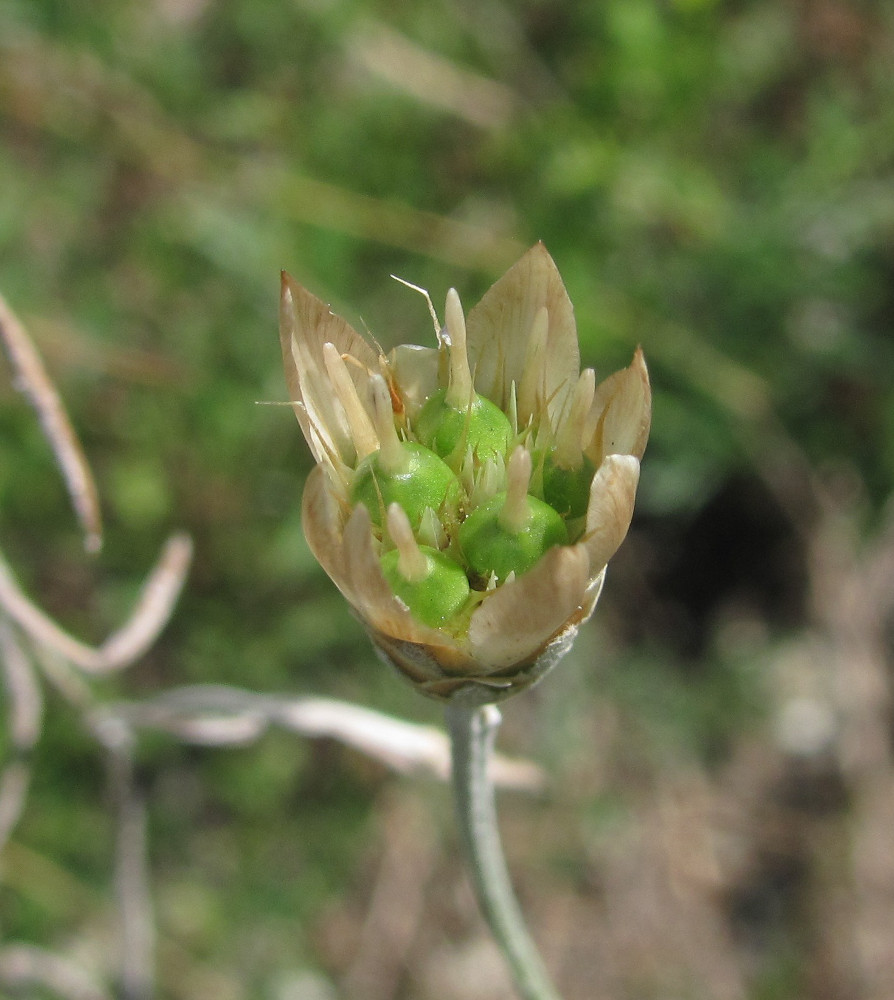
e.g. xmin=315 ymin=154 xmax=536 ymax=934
xmin=281 ymin=244 xmax=650 ymax=703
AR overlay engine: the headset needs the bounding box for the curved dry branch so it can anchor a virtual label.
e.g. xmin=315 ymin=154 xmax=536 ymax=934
xmin=0 ymin=533 xmax=192 ymax=675
xmin=1 ymin=619 xmax=43 ymax=748
xmin=0 ymin=621 xmax=43 ymax=850
xmin=0 ymin=292 xmax=102 ymax=553
xmin=99 ymin=684 xmax=545 ymax=791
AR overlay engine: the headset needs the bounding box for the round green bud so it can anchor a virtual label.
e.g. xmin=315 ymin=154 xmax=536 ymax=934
xmin=542 ymin=455 xmax=595 ymax=519
xmin=459 ymin=493 xmax=567 ymax=582
xmin=352 ymin=442 xmax=459 ymax=527
xmin=380 ymin=547 xmax=470 ymax=628
xmin=415 ymin=388 xmax=512 ymax=464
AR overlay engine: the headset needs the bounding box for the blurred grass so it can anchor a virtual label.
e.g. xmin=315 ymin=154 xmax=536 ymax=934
xmin=1 ymin=0 xmax=893 ymax=997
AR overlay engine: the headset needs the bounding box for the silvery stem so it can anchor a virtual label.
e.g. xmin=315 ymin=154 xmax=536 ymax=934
xmin=445 ymin=700 xmax=561 ymax=1000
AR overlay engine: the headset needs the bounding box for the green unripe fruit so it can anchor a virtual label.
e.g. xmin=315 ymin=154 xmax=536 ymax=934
xmin=380 ymin=546 xmax=470 ymax=627
xmin=352 ymin=442 xmax=459 ymax=527
xmin=542 ymin=455 xmax=595 ymax=519
xmin=459 ymin=493 xmax=567 ymax=582
xmin=415 ymin=388 xmax=512 ymax=464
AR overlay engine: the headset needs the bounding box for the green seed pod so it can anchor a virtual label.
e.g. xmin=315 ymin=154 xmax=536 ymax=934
xmin=459 ymin=446 xmax=567 ymax=581
xmin=351 ymin=373 xmax=461 ymax=527
xmin=380 ymin=546 xmax=470 ymax=627
xmin=460 ymin=493 xmax=567 ymax=581
xmin=352 ymin=441 xmax=459 ymax=528
xmin=542 ymin=454 xmax=595 ymax=519
xmin=415 ymin=286 xmax=511 ymax=466
xmin=381 ymin=503 xmax=470 ymax=627
xmin=415 ymin=387 xmax=511 ymax=464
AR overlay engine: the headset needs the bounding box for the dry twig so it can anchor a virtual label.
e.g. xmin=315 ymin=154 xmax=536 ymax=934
xmin=107 ymin=741 xmax=155 ymax=1000
xmin=0 ymin=621 xmax=42 ymax=850
xmin=99 ymin=684 xmax=546 ymax=791
xmin=0 ymin=292 xmax=102 ymax=553
xmin=0 ymin=533 xmax=192 ymax=675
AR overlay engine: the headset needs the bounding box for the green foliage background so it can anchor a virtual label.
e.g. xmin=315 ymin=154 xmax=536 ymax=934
xmin=1 ymin=0 xmax=892 ymax=997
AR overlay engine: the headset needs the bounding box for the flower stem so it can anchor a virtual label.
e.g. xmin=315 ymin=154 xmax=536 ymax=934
xmin=445 ymin=700 xmax=562 ymax=1000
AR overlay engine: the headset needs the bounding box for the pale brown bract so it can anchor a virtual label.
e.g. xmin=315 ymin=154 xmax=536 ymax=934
xmin=281 ymin=244 xmax=651 ymax=702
